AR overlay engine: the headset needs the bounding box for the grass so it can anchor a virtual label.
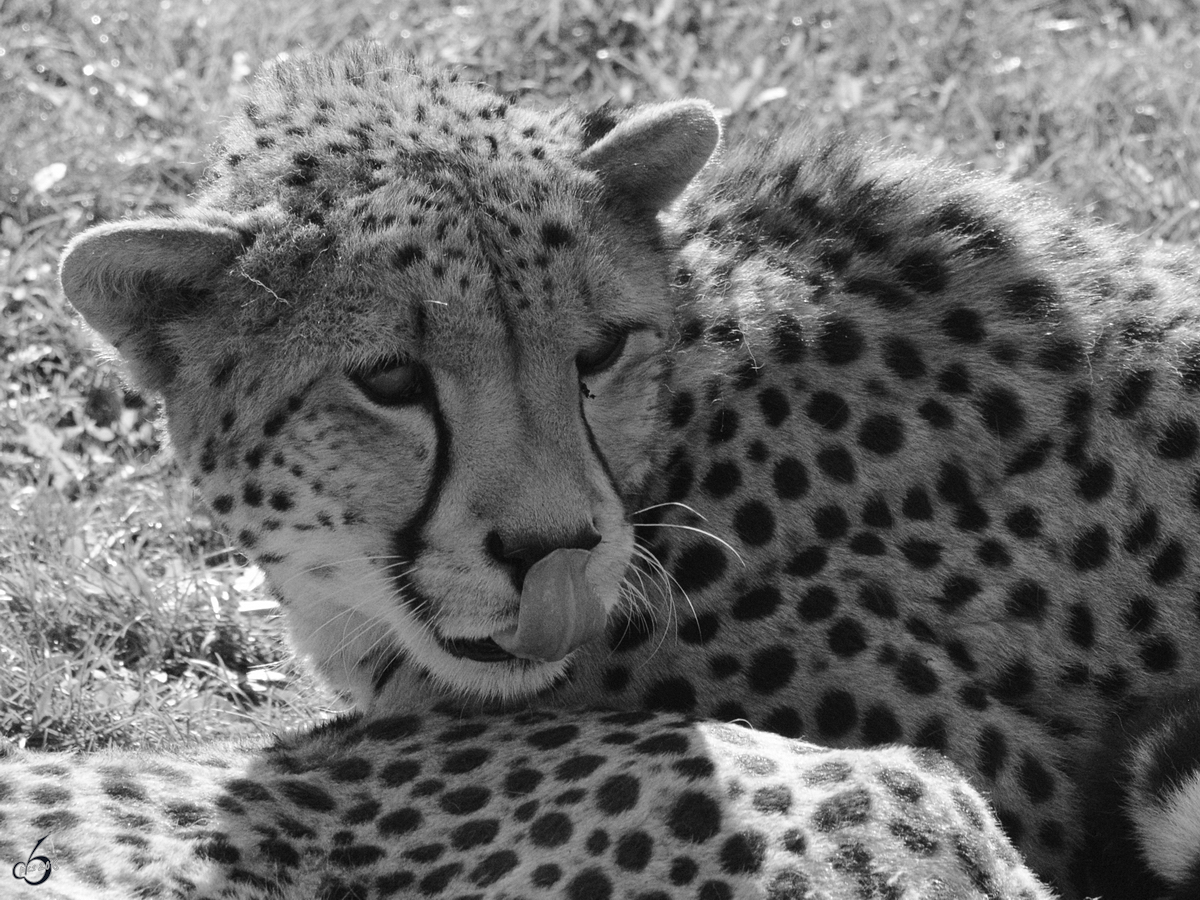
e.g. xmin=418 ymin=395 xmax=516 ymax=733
xmin=2 ymin=0 xmax=1198 ymax=750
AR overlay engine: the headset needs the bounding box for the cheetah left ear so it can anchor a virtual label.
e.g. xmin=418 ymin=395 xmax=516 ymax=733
xmin=579 ymin=100 xmax=720 ymax=212
xmin=59 ymin=214 xmax=252 ymax=391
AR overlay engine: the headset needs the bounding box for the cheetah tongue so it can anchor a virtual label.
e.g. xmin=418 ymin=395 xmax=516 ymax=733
xmin=492 ymin=549 xmax=608 ymax=663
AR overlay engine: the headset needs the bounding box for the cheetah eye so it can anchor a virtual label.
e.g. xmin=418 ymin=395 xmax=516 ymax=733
xmin=576 ymin=329 xmax=630 ymax=378
xmin=352 ymin=359 xmax=427 ymax=406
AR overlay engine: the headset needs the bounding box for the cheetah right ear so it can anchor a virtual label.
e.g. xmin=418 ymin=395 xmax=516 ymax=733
xmin=579 ymin=100 xmax=720 ymax=212
xmin=59 ymin=217 xmax=250 ymax=391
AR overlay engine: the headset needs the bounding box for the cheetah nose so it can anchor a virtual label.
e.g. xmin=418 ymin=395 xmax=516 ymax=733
xmin=491 ymin=549 xmax=608 ymax=662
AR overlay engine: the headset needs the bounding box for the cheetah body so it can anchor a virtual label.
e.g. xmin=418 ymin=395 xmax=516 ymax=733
xmin=2 ymin=708 xmax=1051 ymax=900
xmin=60 ymin=47 xmax=1200 ymax=897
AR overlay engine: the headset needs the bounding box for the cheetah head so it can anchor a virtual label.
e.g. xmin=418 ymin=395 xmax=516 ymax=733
xmin=59 ymin=49 xmax=719 ymax=705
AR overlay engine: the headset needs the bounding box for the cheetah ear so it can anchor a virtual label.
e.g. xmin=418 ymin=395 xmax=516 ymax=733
xmin=59 ymin=216 xmax=249 ymax=391
xmin=579 ymin=100 xmax=720 ymax=211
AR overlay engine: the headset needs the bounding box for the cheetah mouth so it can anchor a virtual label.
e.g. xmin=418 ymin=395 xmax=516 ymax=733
xmin=438 ymin=637 xmax=518 ymax=663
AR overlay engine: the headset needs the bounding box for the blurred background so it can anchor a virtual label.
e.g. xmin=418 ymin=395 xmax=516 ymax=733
xmin=2 ymin=0 xmax=1198 ymax=750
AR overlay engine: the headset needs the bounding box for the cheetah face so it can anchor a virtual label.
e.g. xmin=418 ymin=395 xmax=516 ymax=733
xmin=59 ymin=52 xmax=720 ymax=705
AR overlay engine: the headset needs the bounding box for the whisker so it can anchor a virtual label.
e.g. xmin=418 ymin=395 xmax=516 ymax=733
xmin=634 ymin=522 xmax=746 ymax=567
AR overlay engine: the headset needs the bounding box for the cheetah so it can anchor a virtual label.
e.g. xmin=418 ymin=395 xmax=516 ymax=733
xmin=3 ymin=707 xmax=1052 ymax=900
xmin=60 ymin=46 xmax=1200 ymax=897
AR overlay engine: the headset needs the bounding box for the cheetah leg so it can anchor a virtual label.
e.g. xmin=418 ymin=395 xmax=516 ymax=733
xmin=1123 ymin=690 xmax=1200 ymax=899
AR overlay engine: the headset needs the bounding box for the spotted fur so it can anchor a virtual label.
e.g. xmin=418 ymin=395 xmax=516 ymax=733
xmin=0 ymin=708 xmax=1052 ymax=900
xmin=60 ymin=46 xmax=1200 ymax=897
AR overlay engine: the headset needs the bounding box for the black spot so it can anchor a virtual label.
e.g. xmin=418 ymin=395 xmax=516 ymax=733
xmin=1071 ymin=526 xmax=1110 ymax=571
xmin=1149 ymin=540 xmax=1186 ymax=585
xmin=673 ymin=545 xmax=727 ymax=592
xmin=702 ymin=461 xmax=742 ymax=498
xmin=816 ymin=446 xmax=856 ymax=483
xmin=1004 ymin=277 xmax=1058 ymax=318
xmin=614 ymin=831 xmax=653 ymax=872
xmin=393 ymin=244 xmax=425 ymax=270
xmin=530 ymin=811 xmax=573 ymax=847
xmin=898 ymin=250 xmax=948 ymax=293
xmin=1111 ymin=370 xmax=1154 ymax=417
xmin=857 ymin=414 xmax=905 ymax=455
xmin=732 ymin=585 xmax=782 ymax=621
xmin=861 ymin=495 xmax=893 ymax=528
xmin=1140 ymin=636 xmax=1178 ymax=672
xmin=806 ymin=391 xmax=850 ymax=430
xmin=565 ymin=868 xmax=612 ymax=900
xmin=212 ymin=495 xmax=234 ymax=515
xmin=758 ymin=387 xmax=790 ymax=426
xmin=978 ymin=388 xmax=1025 ymax=438
xmin=763 ymin=707 xmax=804 ymax=738
xmin=859 ymin=582 xmax=898 ymax=618
xmin=719 ymin=831 xmax=768 ymax=874
xmin=556 ymin=754 xmax=606 ymax=781
xmin=1006 ymin=581 xmax=1050 ymax=620
xmin=1066 ymin=604 xmax=1095 ymax=648
xmin=504 ymin=768 xmax=542 ymax=795
xmin=803 ymin=502 xmax=849 ymax=544
xmin=772 ymin=457 xmax=809 ymax=500
xmin=734 ymin=500 xmax=776 ymax=546
xmin=541 ymin=221 xmax=575 ymax=249
xmin=1157 ymin=418 xmax=1199 ymax=459
xmin=848 ymin=533 xmax=886 ymax=555
xmin=604 ymin=667 xmax=633 ymax=696
xmin=450 ymin=819 xmax=500 ymax=851
xmin=527 ymin=724 xmax=579 ymax=750
xmin=644 ymin=678 xmax=696 ymax=714
xmin=861 ymin=705 xmax=902 ymax=744
xmin=798 ymin=585 xmax=839 ymax=621
xmin=747 ymin=646 xmax=797 ymax=694
xmin=668 ymin=392 xmax=694 ymax=428
xmin=817 ymin=317 xmax=865 ymax=365
xmin=938 ymin=574 xmax=980 ymax=610
xmin=1005 ymin=506 xmax=1042 ymax=539
xmin=942 ymin=308 xmax=985 ymax=343
xmin=812 ymin=788 xmax=871 ymax=831
xmin=1005 ymin=437 xmax=1054 ymax=476
xmin=752 ymin=785 xmax=792 ymax=814
xmin=787 ymin=546 xmax=827 ymax=578
xmin=918 ymin=399 xmax=954 ymax=429
xmin=900 ymin=540 xmax=941 ymax=570
xmin=677 ymin=612 xmax=718 ymax=645
xmin=470 ymin=851 xmax=519 ymax=888
xmin=439 ymin=785 xmax=490 ymax=815
xmin=993 ymin=658 xmax=1036 ymax=702
xmin=883 ymin=337 xmax=926 ymax=379
xmin=1036 ymin=337 xmax=1086 ymax=371
xmin=708 ymin=408 xmax=738 ymax=443
xmin=901 ymin=487 xmax=934 ymax=520
xmin=668 ymin=791 xmax=722 ymax=843
xmin=815 ymin=690 xmax=858 ymax=737
xmin=596 ymin=773 xmax=640 ymax=815
xmin=937 ymin=363 xmax=971 ymax=395
xmin=977 ymin=538 xmax=1011 ymax=567
xmin=828 ymin=618 xmax=868 ymax=657
xmin=1018 ymin=754 xmax=1056 ymax=804
xmin=977 ymin=727 xmax=1008 ymax=780
xmin=897 ymin=653 xmax=940 ymax=695
xmin=771 ymin=314 xmax=806 ymax=363
xmin=1076 ymin=459 xmax=1114 ymax=501
xmin=1123 ymin=509 xmax=1159 ymax=554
